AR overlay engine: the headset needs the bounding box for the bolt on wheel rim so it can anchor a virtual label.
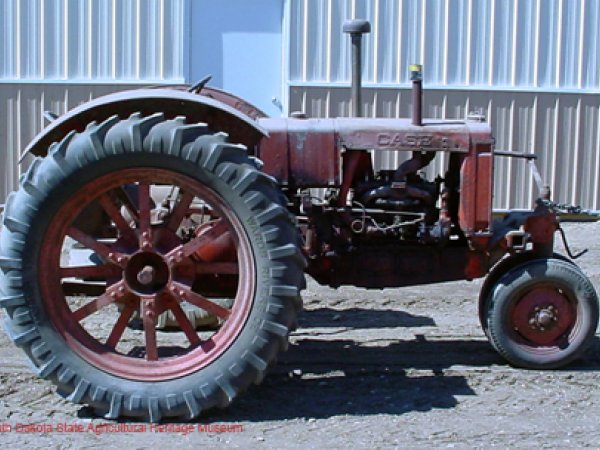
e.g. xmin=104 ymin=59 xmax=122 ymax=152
xmin=510 ymin=285 xmax=576 ymax=347
xmin=39 ymin=168 xmax=255 ymax=381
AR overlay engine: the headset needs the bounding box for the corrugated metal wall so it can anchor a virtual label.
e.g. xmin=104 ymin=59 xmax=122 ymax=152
xmin=0 ymin=0 xmax=184 ymax=80
xmin=0 ymin=0 xmax=185 ymax=202
xmin=2 ymin=0 xmax=599 ymax=210
xmin=287 ymin=0 xmax=600 ymax=209
xmin=0 ymin=82 xmax=170 ymax=198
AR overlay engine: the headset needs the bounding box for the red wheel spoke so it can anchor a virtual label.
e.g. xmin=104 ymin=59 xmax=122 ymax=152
xmin=105 ymin=303 xmax=136 ymax=349
xmin=170 ymin=283 xmax=231 ymax=320
xmin=167 ymin=219 xmax=229 ymax=262
xmin=138 ymin=182 xmax=151 ymax=238
xmin=200 ymin=338 xmax=217 ymax=353
xmin=67 ymin=227 xmax=113 ymax=259
xmin=168 ymin=300 xmax=202 ymax=346
xmin=60 ymin=265 xmax=119 ymax=279
xmin=72 ymin=281 xmax=126 ymax=322
xmin=98 ymin=193 xmax=135 ymax=238
xmin=166 ymin=190 xmax=195 ymax=232
xmin=143 ymin=318 xmax=158 ymax=361
xmin=195 ymin=262 xmax=239 ymax=275
xmin=67 ymin=227 xmax=128 ymax=268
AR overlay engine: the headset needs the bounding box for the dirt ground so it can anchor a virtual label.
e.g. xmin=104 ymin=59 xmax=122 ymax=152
xmin=1 ymin=221 xmax=600 ymax=449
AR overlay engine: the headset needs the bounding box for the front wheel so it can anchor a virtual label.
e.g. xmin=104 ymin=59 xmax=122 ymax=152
xmin=0 ymin=113 xmax=305 ymax=421
xmin=485 ymin=258 xmax=598 ymax=369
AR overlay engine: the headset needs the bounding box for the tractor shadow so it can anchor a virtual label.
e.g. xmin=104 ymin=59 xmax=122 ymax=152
xmin=215 ymin=307 xmax=600 ymax=422
xmin=77 ymin=307 xmax=600 ymax=423
xmin=201 ymin=307 xmax=482 ymax=422
xmin=296 ymin=306 xmax=437 ymax=329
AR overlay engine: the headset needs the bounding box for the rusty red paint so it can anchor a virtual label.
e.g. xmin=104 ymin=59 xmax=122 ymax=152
xmin=258 ymin=114 xmax=498 ymax=287
xmin=257 ymin=117 xmax=483 ymax=189
xmin=334 ymin=118 xmax=471 ymax=152
xmin=258 ymin=118 xmax=339 ymax=186
xmin=475 ymin=152 xmax=493 ymax=229
xmin=458 ymin=139 xmax=494 ymax=235
xmin=525 ymin=212 xmax=558 ymax=245
xmin=193 ymin=223 xmax=236 ymax=263
xmin=464 ymin=251 xmax=488 ymax=280
xmin=256 ymin=118 xmax=289 ymax=184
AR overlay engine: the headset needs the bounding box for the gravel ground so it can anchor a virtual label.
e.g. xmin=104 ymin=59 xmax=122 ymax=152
xmin=1 ymin=221 xmax=600 ymax=449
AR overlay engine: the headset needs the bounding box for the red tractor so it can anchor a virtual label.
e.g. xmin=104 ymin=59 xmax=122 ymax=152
xmin=1 ymin=21 xmax=597 ymax=421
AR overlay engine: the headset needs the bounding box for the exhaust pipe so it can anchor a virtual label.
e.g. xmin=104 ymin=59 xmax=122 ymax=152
xmin=410 ymin=64 xmax=423 ymax=126
xmin=343 ymin=19 xmax=371 ymax=118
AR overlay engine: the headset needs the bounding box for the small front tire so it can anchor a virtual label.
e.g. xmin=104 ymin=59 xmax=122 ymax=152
xmin=485 ymin=258 xmax=598 ymax=369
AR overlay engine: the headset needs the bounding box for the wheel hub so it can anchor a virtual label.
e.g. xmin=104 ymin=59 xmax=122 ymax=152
xmin=529 ymin=305 xmax=558 ymax=330
xmin=125 ymin=252 xmax=170 ymax=295
xmin=512 ymin=286 xmax=576 ymax=346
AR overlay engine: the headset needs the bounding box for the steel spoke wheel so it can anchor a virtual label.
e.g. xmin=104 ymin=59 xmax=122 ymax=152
xmin=485 ymin=257 xmax=598 ymax=369
xmin=0 ymin=113 xmax=305 ymax=421
xmin=43 ymin=168 xmax=253 ymax=380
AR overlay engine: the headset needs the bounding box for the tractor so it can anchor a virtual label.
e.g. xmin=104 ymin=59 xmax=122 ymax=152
xmin=0 ymin=20 xmax=597 ymax=422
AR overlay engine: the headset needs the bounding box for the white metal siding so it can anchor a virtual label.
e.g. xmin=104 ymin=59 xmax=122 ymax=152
xmin=0 ymin=0 xmax=184 ymax=81
xmin=0 ymin=0 xmax=185 ymax=202
xmin=288 ymin=0 xmax=600 ymax=209
xmin=0 ymin=83 xmax=148 ymax=199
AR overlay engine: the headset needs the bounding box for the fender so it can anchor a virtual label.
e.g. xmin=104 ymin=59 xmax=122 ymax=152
xmin=20 ymin=88 xmax=268 ymax=162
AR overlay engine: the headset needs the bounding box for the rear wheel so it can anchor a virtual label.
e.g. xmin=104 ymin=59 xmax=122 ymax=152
xmin=485 ymin=258 xmax=598 ymax=369
xmin=0 ymin=113 xmax=305 ymax=421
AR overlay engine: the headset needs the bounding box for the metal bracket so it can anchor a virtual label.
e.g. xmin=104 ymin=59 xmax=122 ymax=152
xmin=506 ymin=230 xmax=530 ymax=252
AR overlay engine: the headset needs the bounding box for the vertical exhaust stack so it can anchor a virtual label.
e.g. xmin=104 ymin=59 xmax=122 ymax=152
xmin=343 ymin=19 xmax=371 ymax=118
xmin=410 ymin=64 xmax=423 ymax=126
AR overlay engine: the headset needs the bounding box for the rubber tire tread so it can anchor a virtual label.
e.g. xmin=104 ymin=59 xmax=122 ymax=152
xmin=478 ymin=252 xmax=574 ymax=340
xmin=485 ymin=258 xmax=598 ymax=369
xmin=0 ymin=113 xmax=306 ymax=421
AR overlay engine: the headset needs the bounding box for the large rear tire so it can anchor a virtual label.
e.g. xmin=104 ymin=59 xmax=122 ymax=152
xmin=485 ymin=258 xmax=598 ymax=369
xmin=0 ymin=113 xmax=305 ymax=421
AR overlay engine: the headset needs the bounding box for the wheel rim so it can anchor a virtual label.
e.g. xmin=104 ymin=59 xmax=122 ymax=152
xmin=39 ymin=168 xmax=255 ymax=381
xmin=510 ymin=284 xmax=577 ymax=347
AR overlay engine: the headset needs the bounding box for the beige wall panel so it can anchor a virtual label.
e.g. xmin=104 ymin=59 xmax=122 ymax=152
xmin=0 ymin=83 xmax=149 ymax=202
